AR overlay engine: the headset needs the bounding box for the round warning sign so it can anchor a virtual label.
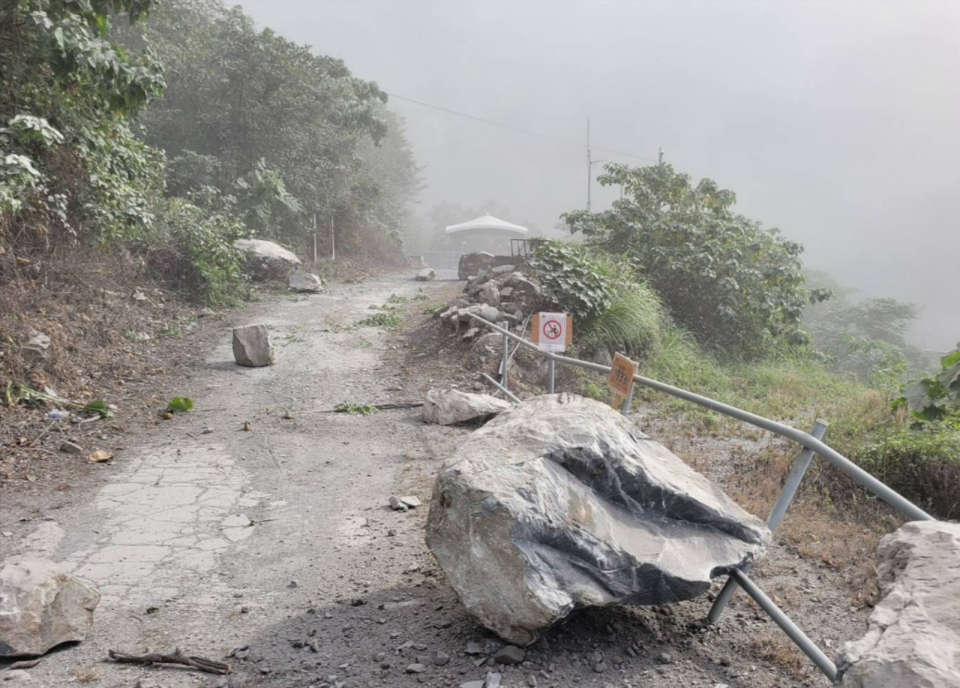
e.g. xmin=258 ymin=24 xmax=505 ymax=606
xmin=542 ymin=318 xmax=563 ymax=341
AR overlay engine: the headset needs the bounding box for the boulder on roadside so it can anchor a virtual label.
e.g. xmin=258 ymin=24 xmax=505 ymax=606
xmin=0 ymin=559 xmax=100 ymax=657
xmin=232 ymin=324 xmax=274 ymax=367
xmin=426 ymin=394 xmax=770 ymax=645
xmin=234 ymin=239 xmax=301 ymax=280
xmin=458 ymin=252 xmax=497 ymax=280
xmin=836 ymin=520 xmax=960 ymax=688
xmin=422 ymin=389 xmax=511 ymax=426
xmin=416 ymin=268 xmax=436 ymax=282
xmin=288 ymin=272 xmax=324 ymax=293
xmin=477 ymin=282 xmax=500 ymax=307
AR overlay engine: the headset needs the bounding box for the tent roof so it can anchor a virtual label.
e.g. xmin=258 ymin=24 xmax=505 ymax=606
xmin=444 ymin=214 xmax=528 ymax=237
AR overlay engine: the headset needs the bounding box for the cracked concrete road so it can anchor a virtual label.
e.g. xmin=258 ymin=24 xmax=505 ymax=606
xmin=4 ymin=272 xmax=463 ymax=686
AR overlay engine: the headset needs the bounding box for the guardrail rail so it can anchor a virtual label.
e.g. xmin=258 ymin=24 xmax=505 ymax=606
xmin=464 ymin=311 xmax=934 ymax=682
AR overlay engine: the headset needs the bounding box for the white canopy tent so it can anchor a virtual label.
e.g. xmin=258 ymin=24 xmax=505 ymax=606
xmin=444 ymin=214 xmax=529 ymax=239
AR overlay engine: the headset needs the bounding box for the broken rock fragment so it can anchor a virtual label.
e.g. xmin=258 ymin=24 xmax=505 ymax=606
xmin=416 ymin=267 xmax=436 ymax=281
xmin=288 ymin=272 xmax=324 ymax=293
xmin=426 ymin=394 xmax=770 ymax=645
xmin=0 ymin=559 xmax=100 ymax=657
xmin=421 ymin=389 xmax=511 ymax=426
xmin=232 ymin=324 xmax=274 ymax=367
xmin=836 ymin=520 xmax=960 ymax=688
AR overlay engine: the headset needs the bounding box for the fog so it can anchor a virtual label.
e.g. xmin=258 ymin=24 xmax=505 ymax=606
xmin=237 ymin=0 xmax=958 ymax=352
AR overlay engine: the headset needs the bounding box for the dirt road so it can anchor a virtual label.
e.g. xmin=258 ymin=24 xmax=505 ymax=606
xmin=3 ymin=273 xmax=861 ymax=688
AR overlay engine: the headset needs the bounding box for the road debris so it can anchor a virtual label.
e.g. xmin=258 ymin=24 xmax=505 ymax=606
xmin=87 ymin=450 xmax=113 ymax=463
xmin=107 ymin=648 xmax=230 ymax=675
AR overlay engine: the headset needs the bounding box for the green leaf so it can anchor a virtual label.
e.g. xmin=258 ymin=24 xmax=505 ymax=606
xmin=83 ymin=399 xmax=114 ymax=418
xmin=166 ymin=396 xmax=194 ymax=413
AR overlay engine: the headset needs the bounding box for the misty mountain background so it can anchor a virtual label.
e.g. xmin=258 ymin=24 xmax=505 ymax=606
xmin=237 ymin=0 xmax=958 ymax=352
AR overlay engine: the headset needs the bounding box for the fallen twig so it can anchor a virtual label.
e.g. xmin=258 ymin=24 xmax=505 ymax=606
xmin=107 ymin=649 xmax=230 ymax=675
xmin=31 ymin=421 xmax=56 ymax=446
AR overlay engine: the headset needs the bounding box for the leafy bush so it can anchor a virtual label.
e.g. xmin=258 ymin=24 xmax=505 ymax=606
xmin=564 ymin=163 xmax=811 ymax=357
xmin=893 ymin=345 xmax=960 ymax=422
xmin=531 ymin=241 xmax=664 ymax=360
xmin=143 ymin=198 xmax=247 ymax=306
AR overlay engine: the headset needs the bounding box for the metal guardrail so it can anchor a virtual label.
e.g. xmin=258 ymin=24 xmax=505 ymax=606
xmin=464 ymin=311 xmax=934 ymax=682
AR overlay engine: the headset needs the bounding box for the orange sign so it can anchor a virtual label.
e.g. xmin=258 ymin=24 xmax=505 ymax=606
xmin=608 ymin=353 xmax=638 ymax=400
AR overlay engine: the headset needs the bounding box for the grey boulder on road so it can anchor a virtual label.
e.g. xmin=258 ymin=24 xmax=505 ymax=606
xmin=426 ymin=394 xmax=770 ymax=645
xmin=234 ymin=238 xmax=302 ymax=280
xmin=422 ymin=389 xmax=512 ymax=426
xmin=837 ymin=520 xmax=960 ymax=688
xmin=232 ymin=323 xmax=275 ymax=367
xmin=288 ymin=271 xmax=324 ymax=293
xmin=0 ymin=559 xmax=100 ymax=657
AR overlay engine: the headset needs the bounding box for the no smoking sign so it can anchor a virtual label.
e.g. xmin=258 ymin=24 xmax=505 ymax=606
xmin=531 ymin=312 xmax=571 ymax=353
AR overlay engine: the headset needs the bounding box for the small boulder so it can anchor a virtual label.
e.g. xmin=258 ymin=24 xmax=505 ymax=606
xmin=499 ymin=287 xmax=514 ymax=299
xmin=422 ymin=389 xmax=511 ymax=426
xmin=479 ymin=306 xmax=500 ymax=323
xmin=21 ymin=333 xmax=50 ymax=365
xmin=490 ymin=264 xmax=516 ymax=275
xmin=837 ymin=520 xmax=960 ymax=687
xmin=288 ymin=272 xmax=324 ymax=293
xmin=232 ymin=324 xmax=274 ymax=367
xmin=0 ymin=559 xmax=100 ymax=657
xmin=474 ymin=333 xmax=502 ymax=354
xmin=234 ymin=239 xmax=301 ymax=281
xmin=477 ymin=282 xmax=500 ymax=307
xmin=416 ymin=268 xmax=436 ymax=282
xmin=458 ymin=252 xmax=497 ymax=280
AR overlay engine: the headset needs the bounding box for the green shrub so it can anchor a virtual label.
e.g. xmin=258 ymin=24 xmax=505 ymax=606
xmin=531 ymin=241 xmax=664 ymax=360
xmin=564 ymin=163 xmax=811 ymax=357
xmin=831 ymin=419 xmax=960 ymax=520
xmin=893 ymin=345 xmax=960 ymax=423
xmin=144 ymin=198 xmax=247 ymax=306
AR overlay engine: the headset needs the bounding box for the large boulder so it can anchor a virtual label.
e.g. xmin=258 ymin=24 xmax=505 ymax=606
xmin=416 ymin=267 xmax=436 ymax=282
xmin=232 ymin=324 xmax=274 ymax=367
xmin=234 ymin=239 xmax=301 ymax=280
xmin=288 ymin=272 xmax=324 ymax=293
xmin=836 ymin=520 xmax=960 ymax=688
xmin=0 ymin=559 xmax=100 ymax=657
xmin=422 ymin=389 xmax=512 ymax=426
xmin=458 ymin=252 xmax=497 ymax=280
xmin=426 ymin=394 xmax=770 ymax=645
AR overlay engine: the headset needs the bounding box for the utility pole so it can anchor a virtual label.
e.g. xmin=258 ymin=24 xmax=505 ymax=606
xmin=586 ymin=117 xmax=592 ymax=212
xmin=330 ymin=216 xmax=336 ymax=261
xmin=658 ymin=147 xmax=664 ymax=164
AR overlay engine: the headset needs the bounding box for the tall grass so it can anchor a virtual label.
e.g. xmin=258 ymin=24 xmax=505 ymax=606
xmin=584 ymin=286 xmax=663 ymax=359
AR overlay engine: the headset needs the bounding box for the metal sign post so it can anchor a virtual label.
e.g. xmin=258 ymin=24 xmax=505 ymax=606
xmin=531 ymin=313 xmax=572 ymax=393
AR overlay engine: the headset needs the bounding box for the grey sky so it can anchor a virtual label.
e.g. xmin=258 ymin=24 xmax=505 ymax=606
xmin=237 ymin=0 xmax=958 ymax=351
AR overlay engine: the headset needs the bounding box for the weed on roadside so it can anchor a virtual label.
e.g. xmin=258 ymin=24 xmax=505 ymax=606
xmin=334 ymin=402 xmax=377 ymax=415
xmin=358 ymin=312 xmax=401 ymax=328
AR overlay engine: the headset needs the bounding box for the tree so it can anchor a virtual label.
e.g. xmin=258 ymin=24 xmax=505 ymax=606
xmin=1 ymin=0 xmax=165 ymax=247
xmin=564 ymin=163 xmax=810 ymax=356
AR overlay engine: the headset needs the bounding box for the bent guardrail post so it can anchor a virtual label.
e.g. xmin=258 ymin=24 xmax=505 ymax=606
xmin=708 ymin=419 xmax=829 ymax=623
xmin=730 ymin=569 xmax=838 ymax=681
xmin=482 ymin=373 xmax=521 ymax=403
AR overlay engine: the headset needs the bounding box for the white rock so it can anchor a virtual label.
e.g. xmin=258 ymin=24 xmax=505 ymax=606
xmin=288 ymin=272 xmax=324 ymax=293
xmin=21 ymin=333 xmax=50 ymax=365
xmin=426 ymin=394 xmax=770 ymax=646
xmin=232 ymin=324 xmax=274 ymax=367
xmin=0 ymin=559 xmax=100 ymax=657
xmin=837 ymin=520 xmax=960 ymax=688
xmin=416 ymin=267 xmax=436 ymax=282
xmin=234 ymin=239 xmax=301 ymax=280
xmin=422 ymin=389 xmax=511 ymax=426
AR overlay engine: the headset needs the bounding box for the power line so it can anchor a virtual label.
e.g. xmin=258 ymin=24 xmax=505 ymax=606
xmin=385 ymin=91 xmax=658 ymax=163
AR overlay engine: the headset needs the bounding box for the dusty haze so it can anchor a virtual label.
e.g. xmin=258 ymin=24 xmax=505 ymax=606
xmin=237 ymin=0 xmax=958 ymax=351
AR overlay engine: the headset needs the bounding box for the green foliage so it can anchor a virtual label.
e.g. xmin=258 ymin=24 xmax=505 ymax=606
xmin=422 ymin=303 xmax=446 ymax=316
xmin=564 ymin=163 xmax=810 ymax=357
xmin=1 ymin=0 xmax=165 ymax=242
xmin=386 ymin=293 xmax=409 ymax=304
xmin=831 ymin=416 xmax=960 ymax=520
xmin=358 ymin=312 xmax=401 ymax=329
xmin=530 ymin=241 xmax=613 ymax=321
xmin=115 ymin=0 xmax=419 ymax=257
xmin=893 ymin=346 xmax=960 ymax=422
xmin=166 ymin=396 xmax=193 ymax=413
xmin=531 ymin=241 xmax=663 ymax=360
xmin=83 ymin=398 xmax=113 ymax=418
xmin=143 ymin=197 xmax=247 ymax=306
xmin=334 ymin=402 xmax=377 ymax=415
